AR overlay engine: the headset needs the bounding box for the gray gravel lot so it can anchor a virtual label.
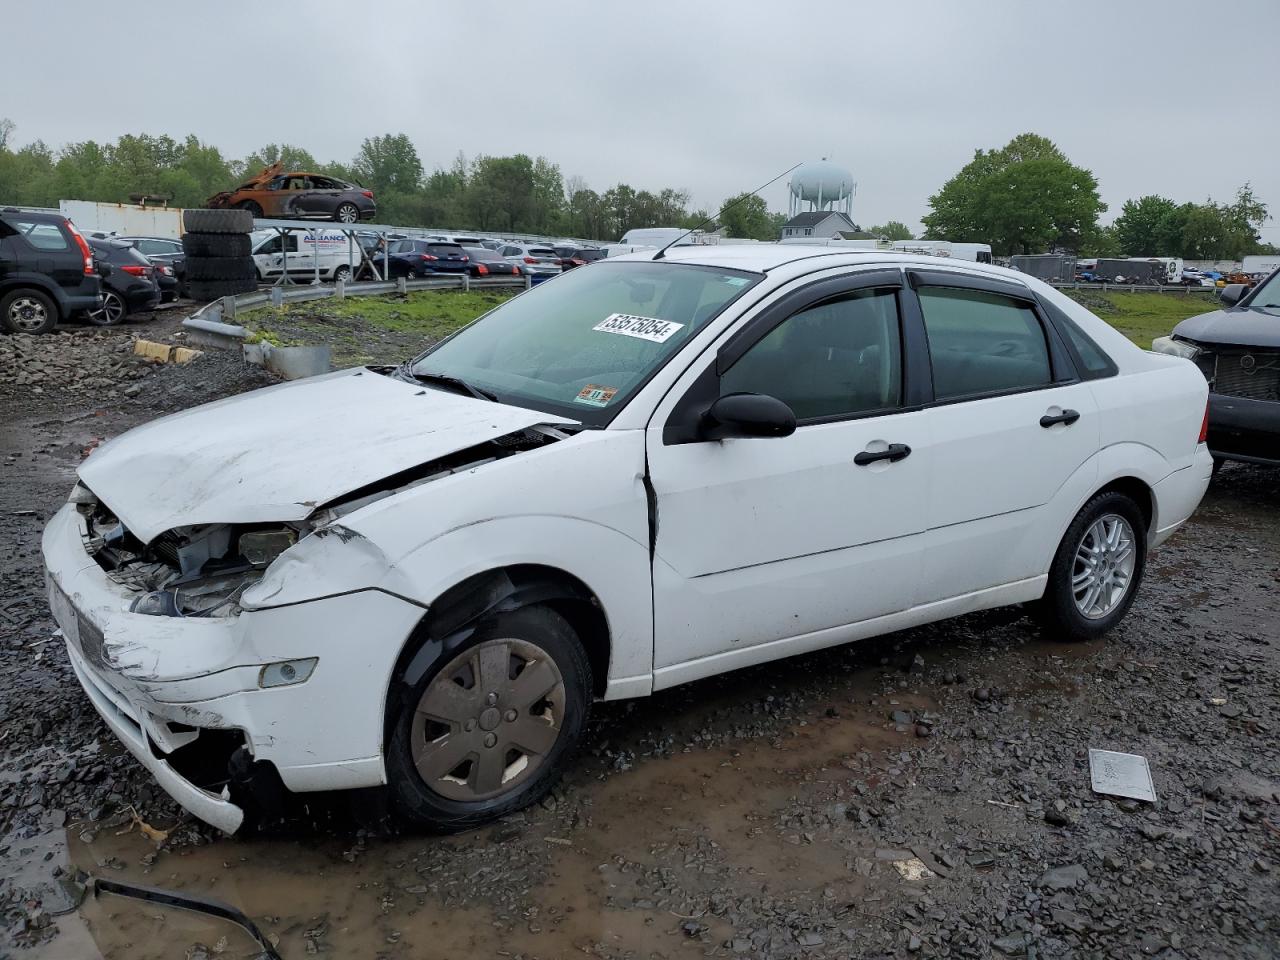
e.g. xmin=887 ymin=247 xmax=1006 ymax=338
xmin=0 ymin=318 xmax=1276 ymax=959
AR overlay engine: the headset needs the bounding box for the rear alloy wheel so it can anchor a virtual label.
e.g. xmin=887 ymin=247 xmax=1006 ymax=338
xmin=1036 ymin=491 xmax=1146 ymax=641
xmin=1 ymin=289 xmax=59 ymax=334
xmin=387 ymin=606 xmax=591 ymax=831
xmin=334 ymin=203 xmax=359 ymax=224
xmin=86 ymin=290 xmax=127 ymax=327
xmin=332 ymin=265 xmax=351 ymax=283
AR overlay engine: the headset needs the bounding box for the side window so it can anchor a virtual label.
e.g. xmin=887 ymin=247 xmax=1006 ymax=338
xmin=918 ymin=287 xmax=1051 ymax=400
xmin=134 ymin=239 xmax=163 ymax=255
xmin=720 ymin=289 xmax=903 ymax=421
xmin=284 ymin=234 xmax=299 ymax=253
xmin=503 ymin=246 xmax=520 ymax=257
xmin=11 ymin=219 xmax=70 ymax=251
xmin=1054 ymin=311 xmax=1116 ymax=380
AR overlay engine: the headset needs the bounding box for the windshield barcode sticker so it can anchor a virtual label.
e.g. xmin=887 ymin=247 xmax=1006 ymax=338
xmin=593 ymin=313 xmax=684 ymax=343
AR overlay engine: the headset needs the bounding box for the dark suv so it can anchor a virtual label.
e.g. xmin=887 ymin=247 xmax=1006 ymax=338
xmin=0 ymin=208 xmax=102 ymax=334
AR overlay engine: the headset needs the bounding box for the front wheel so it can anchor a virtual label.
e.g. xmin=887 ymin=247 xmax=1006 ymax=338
xmin=385 ymin=606 xmax=592 ymax=832
xmin=1036 ymin=491 xmax=1146 ymax=642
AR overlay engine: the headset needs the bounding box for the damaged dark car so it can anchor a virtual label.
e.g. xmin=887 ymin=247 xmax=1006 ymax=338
xmin=1153 ymin=269 xmax=1280 ymax=468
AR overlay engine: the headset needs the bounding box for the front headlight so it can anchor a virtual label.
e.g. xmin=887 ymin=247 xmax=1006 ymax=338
xmin=1151 ymin=336 xmax=1201 ymax=360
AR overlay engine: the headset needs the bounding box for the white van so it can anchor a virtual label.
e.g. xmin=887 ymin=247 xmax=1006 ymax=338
xmin=890 ymin=240 xmax=993 ymax=263
xmin=251 ymin=229 xmax=363 ymax=282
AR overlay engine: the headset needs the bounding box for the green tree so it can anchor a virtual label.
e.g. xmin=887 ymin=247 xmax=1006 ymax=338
xmin=868 ymin=220 xmax=914 ymax=241
xmin=235 ymin=143 xmax=317 ymax=179
xmin=1113 ymin=196 xmax=1177 ymax=255
xmin=718 ymin=193 xmax=773 ymax=240
xmin=922 ymin=133 xmax=1105 ymax=255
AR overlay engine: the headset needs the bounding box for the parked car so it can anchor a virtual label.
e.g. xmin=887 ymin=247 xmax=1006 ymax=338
xmin=0 ymin=208 xmax=102 ymax=334
xmin=116 ymin=236 xmax=185 ymax=301
xmin=1153 ymin=269 xmax=1280 ymax=468
xmin=251 ymin=229 xmax=362 ymax=283
xmin=1180 ymin=269 xmax=1214 ymax=288
xmin=376 ymin=239 xmax=470 ymax=278
xmin=554 ymin=246 xmax=605 ymax=270
xmin=43 ymin=245 xmax=1212 ymax=834
xmin=462 ymin=246 xmax=521 ymax=278
xmin=85 ymin=238 xmax=162 ymax=325
xmin=500 ymin=242 xmax=562 ymax=282
xmin=207 ymin=163 xmax=376 ymax=223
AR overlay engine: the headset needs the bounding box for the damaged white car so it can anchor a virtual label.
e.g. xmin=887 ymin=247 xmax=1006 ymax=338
xmin=43 ymin=245 xmax=1212 ymax=833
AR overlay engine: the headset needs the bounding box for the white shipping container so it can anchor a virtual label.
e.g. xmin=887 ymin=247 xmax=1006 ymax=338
xmin=59 ymin=200 xmax=186 ymax=239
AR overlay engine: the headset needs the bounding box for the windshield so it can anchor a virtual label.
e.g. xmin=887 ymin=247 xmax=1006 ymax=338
xmin=410 ymin=261 xmax=762 ymax=426
xmin=1248 ymin=270 xmax=1280 ymax=310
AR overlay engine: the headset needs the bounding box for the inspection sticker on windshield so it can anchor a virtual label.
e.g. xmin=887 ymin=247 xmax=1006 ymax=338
xmin=593 ymin=313 xmax=684 ymax=343
xmin=574 ymin=384 xmax=618 ymax=407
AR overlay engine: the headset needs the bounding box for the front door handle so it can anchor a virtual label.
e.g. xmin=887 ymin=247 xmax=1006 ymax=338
xmin=854 ymin=443 xmax=911 ymax=466
xmin=1039 ymin=409 xmax=1080 ymax=428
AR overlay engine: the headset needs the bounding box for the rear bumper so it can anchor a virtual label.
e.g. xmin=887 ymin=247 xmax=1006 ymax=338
xmin=1150 ymin=444 xmax=1214 ymax=547
xmin=1208 ymin=392 xmax=1280 ymax=465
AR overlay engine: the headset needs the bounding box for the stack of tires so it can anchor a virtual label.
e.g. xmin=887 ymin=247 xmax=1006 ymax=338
xmin=181 ymin=208 xmax=258 ymax=302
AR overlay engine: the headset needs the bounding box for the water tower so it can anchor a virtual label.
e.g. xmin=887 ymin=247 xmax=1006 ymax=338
xmin=788 ymin=159 xmax=855 ymax=218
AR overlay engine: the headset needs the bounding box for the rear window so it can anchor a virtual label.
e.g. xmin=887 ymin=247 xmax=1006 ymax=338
xmin=10 ymin=219 xmax=70 ymax=251
xmin=528 ymin=248 xmax=557 ymax=257
xmin=577 ymin=249 xmax=605 ymax=262
xmin=463 ymin=247 xmax=498 ymax=260
xmin=426 ymin=243 xmax=464 ymax=256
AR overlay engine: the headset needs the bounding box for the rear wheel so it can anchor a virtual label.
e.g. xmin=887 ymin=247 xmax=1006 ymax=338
xmin=237 ymin=201 xmax=263 ymax=219
xmin=1036 ymin=491 xmax=1146 ymax=642
xmin=332 ymin=264 xmax=351 ymax=283
xmin=85 ymin=290 xmax=127 ymax=326
xmin=386 ymin=606 xmax=591 ymax=832
xmin=334 ymin=203 xmax=359 ymax=224
xmin=1 ymin=288 xmax=58 ymax=334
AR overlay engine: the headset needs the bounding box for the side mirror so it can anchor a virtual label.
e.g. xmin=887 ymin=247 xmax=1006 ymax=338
xmin=1219 ymin=283 xmax=1246 ymax=307
xmin=700 ymin=393 xmax=797 ymax=440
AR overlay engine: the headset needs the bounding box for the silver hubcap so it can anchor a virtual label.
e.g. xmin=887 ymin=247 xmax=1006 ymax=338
xmin=1072 ymin=513 xmax=1136 ymax=619
xmin=9 ymin=297 xmax=48 ymax=331
xmin=411 ymin=638 xmax=565 ymax=801
xmin=339 ymin=206 xmax=356 ymax=222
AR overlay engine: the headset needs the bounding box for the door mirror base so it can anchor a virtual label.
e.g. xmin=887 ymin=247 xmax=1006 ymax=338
xmin=699 ymin=393 xmax=797 ymax=440
xmin=1218 ymin=283 xmax=1247 ymax=307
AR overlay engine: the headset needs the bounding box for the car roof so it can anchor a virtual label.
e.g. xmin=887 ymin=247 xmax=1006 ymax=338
xmin=613 ymin=242 xmax=1027 ymax=283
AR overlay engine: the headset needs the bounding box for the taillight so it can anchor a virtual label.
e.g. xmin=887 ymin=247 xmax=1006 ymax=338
xmin=121 ymin=264 xmax=148 ymax=277
xmin=1199 ymin=400 xmax=1209 ymax=443
xmin=477 ymin=264 xmax=488 ymax=276
xmin=523 ymin=256 xmax=538 ymax=264
xmin=361 ymin=190 xmax=374 ymax=199
xmin=420 ymin=254 xmax=437 ymax=261
xmin=65 ymin=220 xmax=93 ymax=275
xmin=572 ymin=258 xmax=585 ymax=266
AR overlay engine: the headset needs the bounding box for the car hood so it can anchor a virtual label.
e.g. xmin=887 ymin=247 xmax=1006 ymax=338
xmin=78 ymin=368 xmax=575 ymax=543
xmin=1174 ymin=305 xmax=1280 ymax=348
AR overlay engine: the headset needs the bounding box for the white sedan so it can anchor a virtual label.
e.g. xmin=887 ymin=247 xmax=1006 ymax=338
xmin=43 ymin=245 xmax=1212 ymax=833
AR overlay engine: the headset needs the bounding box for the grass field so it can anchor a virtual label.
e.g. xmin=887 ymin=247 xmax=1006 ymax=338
xmin=241 ymin=286 xmax=1220 ymax=368
xmin=240 ymin=289 xmax=518 ymax=366
xmin=1062 ymin=290 xmax=1219 ymax=346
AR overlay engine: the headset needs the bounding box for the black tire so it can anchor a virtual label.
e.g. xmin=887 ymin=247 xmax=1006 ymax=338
xmin=386 ymin=605 xmax=592 ymax=832
xmin=182 ymin=233 xmax=252 ymax=258
xmin=1035 ymin=491 xmax=1147 ymax=642
xmin=182 ymin=208 xmax=254 ymax=234
xmin=85 ymin=290 xmax=127 ymax=327
xmin=334 ymin=203 xmax=359 ymax=224
xmin=184 ymin=257 xmax=257 ymax=282
xmin=1 ymin=288 xmax=60 ymax=334
xmin=237 ymin=200 xmax=263 ymax=219
xmin=186 ymin=277 xmax=257 ymax=302
xmin=332 ymin=264 xmax=351 ymax=283
xmin=1211 ymin=456 xmax=1225 ymax=478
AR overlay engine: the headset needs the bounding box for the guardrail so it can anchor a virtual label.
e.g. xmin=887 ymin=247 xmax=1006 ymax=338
xmin=1047 ymin=281 xmax=1220 ymax=295
xmin=182 ymin=273 xmax=527 ymax=378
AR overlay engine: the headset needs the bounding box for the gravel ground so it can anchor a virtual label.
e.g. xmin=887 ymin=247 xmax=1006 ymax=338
xmin=0 ymin=318 xmax=1276 ymax=959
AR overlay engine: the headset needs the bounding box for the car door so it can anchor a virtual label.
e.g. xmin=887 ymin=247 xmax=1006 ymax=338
xmin=645 ymin=268 xmax=933 ymax=685
xmin=905 ymin=269 xmax=1099 ymax=601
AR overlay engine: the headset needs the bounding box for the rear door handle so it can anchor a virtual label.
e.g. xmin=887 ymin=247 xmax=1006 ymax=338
xmin=1039 ymin=409 xmax=1080 ymax=428
xmin=854 ymin=443 xmax=911 ymax=466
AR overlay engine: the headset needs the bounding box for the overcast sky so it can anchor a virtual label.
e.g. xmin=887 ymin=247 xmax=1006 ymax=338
xmin=7 ymin=0 xmax=1279 ymax=238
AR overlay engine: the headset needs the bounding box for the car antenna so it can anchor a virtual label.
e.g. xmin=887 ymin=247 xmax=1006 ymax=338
xmin=652 ymin=163 xmax=801 ymax=261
